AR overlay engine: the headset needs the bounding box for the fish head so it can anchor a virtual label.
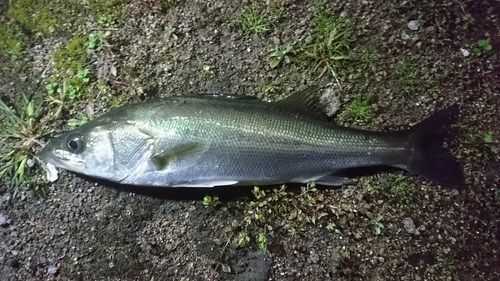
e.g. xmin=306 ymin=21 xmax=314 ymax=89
xmin=38 ymin=118 xmax=143 ymax=182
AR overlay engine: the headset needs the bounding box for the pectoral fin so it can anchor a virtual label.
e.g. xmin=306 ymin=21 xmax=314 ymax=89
xmin=150 ymin=142 xmax=207 ymax=171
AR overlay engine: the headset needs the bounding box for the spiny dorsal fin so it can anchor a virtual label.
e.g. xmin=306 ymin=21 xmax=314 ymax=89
xmin=278 ymin=85 xmax=325 ymax=119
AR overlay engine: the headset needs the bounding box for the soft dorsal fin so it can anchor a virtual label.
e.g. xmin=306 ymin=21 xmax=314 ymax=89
xmin=278 ymin=85 xmax=325 ymax=119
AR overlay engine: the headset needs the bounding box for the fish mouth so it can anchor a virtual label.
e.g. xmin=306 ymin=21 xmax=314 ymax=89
xmin=38 ymin=146 xmax=86 ymax=173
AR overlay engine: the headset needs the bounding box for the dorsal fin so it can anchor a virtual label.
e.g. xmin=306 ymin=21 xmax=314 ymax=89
xmin=278 ymin=86 xmax=325 ymax=119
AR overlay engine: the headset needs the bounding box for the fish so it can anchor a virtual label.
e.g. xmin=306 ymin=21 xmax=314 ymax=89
xmin=38 ymin=87 xmax=464 ymax=189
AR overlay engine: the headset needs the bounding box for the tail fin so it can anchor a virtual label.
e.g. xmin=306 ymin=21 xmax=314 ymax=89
xmin=405 ymin=105 xmax=465 ymax=189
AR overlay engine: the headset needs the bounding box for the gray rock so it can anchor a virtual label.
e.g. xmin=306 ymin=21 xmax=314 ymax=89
xmin=0 ymin=213 xmax=9 ymax=226
xmin=47 ymin=266 xmax=58 ymax=275
xmin=403 ymin=218 xmax=419 ymax=235
xmin=460 ymin=48 xmax=470 ymax=57
xmin=408 ymin=20 xmax=420 ymax=31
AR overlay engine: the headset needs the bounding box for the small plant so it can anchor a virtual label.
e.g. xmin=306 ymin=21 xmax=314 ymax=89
xmin=474 ymin=39 xmax=492 ymax=56
xmin=237 ymin=234 xmax=251 ymax=247
xmin=0 ymin=95 xmax=47 ymax=186
xmin=98 ymin=14 xmax=114 ymax=27
xmin=234 ymin=5 xmax=279 ymax=35
xmin=6 ymin=41 xmax=22 ymax=61
xmin=299 ymin=6 xmax=354 ymax=76
xmin=256 ymin=232 xmax=268 ymax=251
xmin=202 ymin=195 xmax=220 ymax=207
xmin=164 ymin=26 xmax=178 ymax=40
xmin=76 ymin=69 xmax=90 ymax=84
xmin=87 ymin=32 xmax=110 ymax=51
xmin=67 ymin=113 xmax=91 ymax=127
xmin=68 ymin=258 xmax=78 ymax=272
xmin=106 ymin=247 xmax=116 ymax=268
xmin=252 ymin=186 xmax=266 ymax=200
xmin=269 ymin=43 xmax=293 ymax=68
xmin=346 ymin=97 xmax=372 ymax=121
xmin=367 ymin=212 xmax=384 ymax=235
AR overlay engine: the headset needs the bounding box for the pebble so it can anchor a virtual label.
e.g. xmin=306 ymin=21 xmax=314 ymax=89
xmin=408 ymin=20 xmax=420 ymax=30
xmin=460 ymin=48 xmax=470 ymax=57
xmin=0 ymin=213 xmax=9 ymax=226
xmin=47 ymin=266 xmax=58 ymax=275
xmin=403 ymin=217 xmax=419 ymax=235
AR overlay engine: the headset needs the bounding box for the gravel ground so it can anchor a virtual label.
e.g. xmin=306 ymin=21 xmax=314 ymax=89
xmin=1 ymin=0 xmax=499 ymax=280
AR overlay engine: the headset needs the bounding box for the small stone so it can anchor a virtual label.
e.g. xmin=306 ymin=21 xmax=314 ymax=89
xmin=47 ymin=266 xmax=58 ymax=275
xmin=403 ymin=218 xmax=419 ymax=235
xmin=408 ymin=20 xmax=420 ymax=31
xmin=443 ymin=248 xmax=451 ymax=254
xmin=401 ymin=30 xmax=411 ymax=40
xmin=0 ymin=213 xmax=9 ymax=226
xmin=460 ymin=48 xmax=470 ymax=57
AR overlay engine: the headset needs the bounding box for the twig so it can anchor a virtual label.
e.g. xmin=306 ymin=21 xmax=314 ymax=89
xmin=208 ymin=233 xmax=233 ymax=281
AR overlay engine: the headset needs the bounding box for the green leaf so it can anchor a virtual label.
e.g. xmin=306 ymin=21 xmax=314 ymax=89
xmin=269 ymin=58 xmax=281 ymax=68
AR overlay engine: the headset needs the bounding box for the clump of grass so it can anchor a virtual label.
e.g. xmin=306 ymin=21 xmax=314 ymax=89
xmin=269 ymin=43 xmax=293 ymax=68
xmin=0 ymin=95 xmax=47 ymax=186
xmin=474 ymin=38 xmax=492 ymax=56
xmin=298 ymin=6 xmax=354 ymax=75
xmin=379 ymin=172 xmax=415 ymax=204
xmin=234 ymin=5 xmax=279 ymax=35
xmin=346 ymin=97 xmax=372 ymax=121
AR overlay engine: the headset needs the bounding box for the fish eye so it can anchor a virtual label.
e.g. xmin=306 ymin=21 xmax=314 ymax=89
xmin=66 ymin=134 xmax=85 ymax=153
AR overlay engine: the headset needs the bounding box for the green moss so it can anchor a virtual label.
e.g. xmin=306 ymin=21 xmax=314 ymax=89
xmin=7 ymin=0 xmax=58 ymax=34
xmin=53 ymin=36 xmax=87 ymax=75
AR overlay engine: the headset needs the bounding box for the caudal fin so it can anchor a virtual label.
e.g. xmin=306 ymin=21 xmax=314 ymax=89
xmin=405 ymin=105 xmax=465 ymax=189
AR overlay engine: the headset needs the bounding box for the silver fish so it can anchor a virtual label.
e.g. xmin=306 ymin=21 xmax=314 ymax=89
xmin=38 ymin=88 xmax=464 ymax=188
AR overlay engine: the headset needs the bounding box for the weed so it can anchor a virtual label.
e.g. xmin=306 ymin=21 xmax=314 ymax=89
xmin=269 ymin=43 xmax=293 ymax=68
xmin=0 ymin=95 xmax=47 ymax=186
xmin=98 ymin=14 xmax=114 ymax=27
xmin=366 ymin=212 xmax=384 ymax=235
xmin=68 ymin=258 xmax=78 ymax=272
xmin=202 ymin=195 xmax=220 ymax=207
xmin=234 ymin=5 xmax=279 ymax=35
xmin=164 ymin=26 xmax=178 ymax=40
xmin=346 ymin=97 xmax=372 ymax=121
xmin=67 ymin=113 xmax=91 ymax=127
xmin=298 ymin=6 xmax=353 ymax=76
xmin=237 ymin=234 xmax=250 ymax=247
xmin=87 ymin=32 xmax=110 ymax=52
xmin=379 ymin=173 xmax=415 ymax=204
xmin=105 ymin=246 xmax=116 ymax=268
xmin=76 ymin=69 xmax=91 ymax=84
xmin=256 ymin=232 xmax=268 ymax=251
xmin=0 ymin=22 xmax=25 ymax=61
xmin=474 ymin=39 xmax=492 ymax=56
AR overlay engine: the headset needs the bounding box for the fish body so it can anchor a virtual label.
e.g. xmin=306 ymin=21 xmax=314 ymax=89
xmin=38 ymin=88 xmax=464 ymax=188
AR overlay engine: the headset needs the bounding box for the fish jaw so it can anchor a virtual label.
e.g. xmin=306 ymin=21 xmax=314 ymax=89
xmin=39 ymin=143 xmax=87 ymax=174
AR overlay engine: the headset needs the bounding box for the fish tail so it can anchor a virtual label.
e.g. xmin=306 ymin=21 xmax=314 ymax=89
xmin=404 ymin=105 xmax=465 ymax=189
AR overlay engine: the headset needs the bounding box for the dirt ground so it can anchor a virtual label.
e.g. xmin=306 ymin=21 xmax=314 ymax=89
xmin=1 ymin=0 xmax=499 ymax=280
